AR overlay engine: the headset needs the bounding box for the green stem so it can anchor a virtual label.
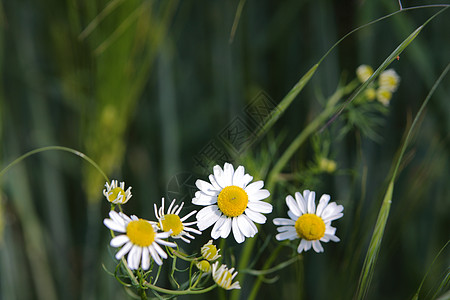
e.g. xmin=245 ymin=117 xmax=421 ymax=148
xmin=142 ymin=282 xmax=217 ymax=295
xmin=0 ymin=145 xmax=109 ymax=182
xmin=247 ymin=245 xmax=283 ymax=300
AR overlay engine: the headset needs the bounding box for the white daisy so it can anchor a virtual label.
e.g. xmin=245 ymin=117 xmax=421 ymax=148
xmin=103 ymin=180 xmax=132 ymax=204
xmin=103 ymin=211 xmax=176 ymax=269
xmin=193 ymin=163 xmax=272 ymax=243
xmin=273 ymin=190 xmax=343 ymax=253
xmin=211 ymin=262 xmax=241 ymax=290
xmin=154 ymin=198 xmax=202 ymax=243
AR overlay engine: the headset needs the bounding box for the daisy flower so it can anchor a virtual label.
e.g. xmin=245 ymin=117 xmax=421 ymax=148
xmin=211 ymin=262 xmax=241 ymax=290
xmin=154 ymin=198 xmax=202 ymax=243
xmin=103 ymin=180 xmax=132 ymax=204
xmin=103 ymin=211 xmax=176 ymax=269
xmin=193 ymin=163 xmax=272 ymax=243
xmin=273 ymin=190 xmax=343 ymax=253
xmin=200 ymin=239 xmax=221 ymax=261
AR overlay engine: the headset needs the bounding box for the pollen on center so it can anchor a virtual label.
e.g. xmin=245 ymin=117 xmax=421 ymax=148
xmin=161 ymin=214 xmax=183 ymax=236
xmin=217 ymin=185 xmax=248 ymax=217
xmin=126 ymin=219 xmax=155 ymax=247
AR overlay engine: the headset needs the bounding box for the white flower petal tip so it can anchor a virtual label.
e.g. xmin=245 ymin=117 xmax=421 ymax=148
xmin=274 ymin=190 xmax=343 ymax=254
xmin=192 ymin=163 xmax=272 ymax=243
xmin=103 ymin=180 xmax=132 ymax=204
xmin=104 ymin=211 xmax=175 ymax=269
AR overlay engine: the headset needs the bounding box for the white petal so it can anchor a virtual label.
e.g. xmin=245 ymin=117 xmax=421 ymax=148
xmin=223 ymin=163 xmax=235 ymax=186
xmin=321 ymin=203 xmax=344 ymax=222
xmin=152 ymin=241 xmax=168 ymax=259
xmin=197 ymin=206 xmax=221 ymax=231
xmin=141 ymin=247 xmax=150 ymax=270
xmin=196 ymin=205 xmax=219 ymax=221
xmin=241 ymin=174 xmax=253 ymax=188
xmin=297 ymin=239 xmax=307 ymax=253
xmin=148 ymin=245 xmax=162 ymax=266
xmin=323 ymin=233 xmax=340 ymax=242
xmin=155 ymin=238 xmax=177 ymax=248
xmin=211 ymin=215 xmax=228 ymax=239
xmin=220 ymin=217 xmax=232 ymax=238
xmin=115 ymin=241 xmax=133 ymax=260
xmin=180 ymin=210 xmax=197 ymax=222
xmin=316 ymin=194 xmax=331 ymax=217
xmin=110 ymin=211 xmax=126 ymax=228
xmin=245 ymin=208 xmax=267 ymax=224
xmin=307 ymin=191 xmax=316 ymax=214
xmin=247 ymin=201 xmax=272 ymax=214
xmin=273 ymin=218 xmax=295 ymax=226
xmin=193 ymin=192 xmax=217 ymax=206
xmin=232 ymin=217 xmax=245 ymax=243
xmin=286 ymin=195 xmax=302 ymax=217
xmin=104 ymin=218 xmax=126 ymax=233
xmin=288 ymin=210 xmax=299 ymax=221
xmin=276 ymin=230 xmax=297 ymax=241
xmin=232 ymin=166 xmax=245 ymax=187
xmin=110 ymin=235 xmax=130 ymax=247
xmin=196 ymin=179 xmax=218 ymax=195
xmin=294 ymin=192 xmax=307 ymax=214
xmin=245 ymin=181 xmax=264 ymax=195
xmin=208 ymin=174 xmax=222 ymax=190
xmin=237 ymin=214 xmax=257 ymax=237
xmin=312 ymin=240 xmax=324 ymax=253
xmin=213 ymin=165 xmax=226 ymax=188
xmin=248 ymin=189 xmax=270 ymax=201
xmin=128 ymin=245 xmax=142 ymax=270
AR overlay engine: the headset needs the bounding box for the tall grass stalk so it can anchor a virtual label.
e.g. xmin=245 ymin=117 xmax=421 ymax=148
xmin=355 ymin=63 xmax=450 ymax=300
xmin=234 ymin=6 xmax=448 ymax=300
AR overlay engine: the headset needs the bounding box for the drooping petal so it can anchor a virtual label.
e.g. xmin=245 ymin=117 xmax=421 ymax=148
xmin=220 ymin=217 xmax=232 ymax=238
xmin=211 ymin=215 xmax=228 ymax=239
xmin=312 ymin=240 xmax=324 ymax=253
xmin=232 ymin=217 xmax=245 ymax=243
xmin=115 ymin=241 xmax=133 ymax=260
xmin=237 ymin=214 xmax=257 ymax=238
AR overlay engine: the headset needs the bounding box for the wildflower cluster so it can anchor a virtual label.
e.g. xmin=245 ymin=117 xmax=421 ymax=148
xmin=356 ymin=64 xmax=400 ymax=106
xmin=102 ymin=163 xmax=344 ymax=298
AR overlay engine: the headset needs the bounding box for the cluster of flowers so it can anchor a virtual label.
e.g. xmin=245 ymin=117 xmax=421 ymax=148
xmin=356 ymin=65 xmax=400 ymax=106
xmin=103 ymin=163 xmax=344 ymax=290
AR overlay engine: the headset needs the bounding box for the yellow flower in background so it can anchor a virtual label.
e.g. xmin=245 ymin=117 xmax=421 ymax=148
xmin=379 ymin=69 xmax=400 ymax=92
xmin=376 ymin=88 xmax=393 ymax=106
xmin=365 ymin=87 xmax=376 ymax=101
xmin=273 ymin=190 xmax=343 ymax=253
xmin=356 ymin=65 xmax=374 ymax=83
xmin=211 ymin=262 xmax=241 ymax=290
xmin=103 ymin=180 xmax=132 ymax=204
xmin=319 ymin=158 xmax=337 ymax=174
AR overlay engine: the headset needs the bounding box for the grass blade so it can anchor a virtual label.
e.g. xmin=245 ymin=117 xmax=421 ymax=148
xmin=355 ymin=62 xmax=450 ymax=300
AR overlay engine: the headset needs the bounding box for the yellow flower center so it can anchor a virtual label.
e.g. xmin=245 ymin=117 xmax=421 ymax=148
xmin=202 ymin=244 xmax=219 ymax=261
xmin=108 ymin=187 xmax=125 ymax=203
xmin=217 ymin=269 xmax=233 ymax=289
xmin=295 ymin=214 xmax=326 ymax=241
xmin=217 ymin=186 xmax=248 ymax=217
xmin=160 ymin=214 xmax=183 ymax=236
xmin=126 ymin=219 xmax=155 ymax=247
xmin=196 ymin=260 xmax=211 ymax=273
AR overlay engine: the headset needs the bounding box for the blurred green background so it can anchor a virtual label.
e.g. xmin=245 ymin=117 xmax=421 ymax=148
xmin=0 ymin=0 xmax=449 ymax=299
